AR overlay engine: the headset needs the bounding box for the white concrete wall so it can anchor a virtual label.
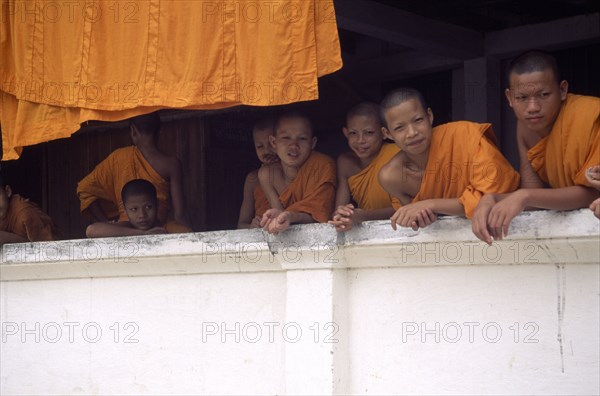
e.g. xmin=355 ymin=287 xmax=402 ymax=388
xmin=1 ymin=210 xmax=599 ymax=395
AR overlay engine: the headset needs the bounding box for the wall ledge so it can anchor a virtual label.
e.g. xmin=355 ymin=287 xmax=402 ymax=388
xmin=1 ymin=209 xmax=598 ymax=281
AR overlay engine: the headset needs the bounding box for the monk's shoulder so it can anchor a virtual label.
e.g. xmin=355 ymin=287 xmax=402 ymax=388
xmin=109 ymin=146 xmax=135 ymax=160
xmin=563 ymin=94 xmax=600 ymax=121
xmin=337 ymin=152 xmax=361 ymax=177
xmin=435 ymin=121 xmax=496 ymax=148
xmin=10 ymin=195 xmax=44 ymax=221
xmin=245 ymin=169 xmax=260 ymax=188
xmin=380 ymin=151 xmax=406 ymax=176
xmin=309 ymin=151 xmax=336 ymax=170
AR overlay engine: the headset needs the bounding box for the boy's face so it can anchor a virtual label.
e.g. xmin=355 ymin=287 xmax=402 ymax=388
xmin=0 ymin=186 xmax=11 ymax=220
xmin=270 ymin=117 xmax=317 ymax=167
xmin=253 ymin=127 xmax=278 ymax=165
xmin=505 ymin=69 xmax=568 ymax=137
xmin=123 ymin=194 xmax=158 ymax=231
xmin=343 ymin=115 xmax=384 ymax=161
xmin=382 ymin=99 xmax=433 ymax=156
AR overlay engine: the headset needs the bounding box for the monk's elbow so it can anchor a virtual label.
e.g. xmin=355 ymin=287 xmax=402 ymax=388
xmin=86 ymin=224 xmax=98 ymax=238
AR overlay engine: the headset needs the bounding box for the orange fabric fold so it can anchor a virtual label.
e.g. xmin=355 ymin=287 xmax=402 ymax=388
xmin=348 ymin=143 xmax=399 ymax=210
xmin=76 ymin=146 xmax=172 ymax=224
xmin=279 ymin=151 xmax=336 ymax=223
xmin=254 ymin=185 xmax=270 ymax=219
xmin=0 ymin=0 xmax=343 ymax=160
xmin=391 ymin=121 xmax=520 ymax=218
xmin=0 ymin=195 xmax=58 ymax=241
xmin=528 ymin=94 xmax=600 ymax=187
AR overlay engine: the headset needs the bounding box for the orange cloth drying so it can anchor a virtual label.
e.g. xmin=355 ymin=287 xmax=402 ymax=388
xmin=1 ymin=0 xmax=343 ymax=159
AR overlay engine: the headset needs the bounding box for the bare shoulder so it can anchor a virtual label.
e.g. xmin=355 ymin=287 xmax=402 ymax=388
xmin=379 ymin=152 xmax=406 ymax=184
xmin=383 ymin=151 xmax=407 ymax=171
xmin=258 ymin=162 xmax=282 ymax=180
xmin=337 ymin=152 xmax=361 ymax=178
xmin=245 ymin=169 xmax=259 ymax=187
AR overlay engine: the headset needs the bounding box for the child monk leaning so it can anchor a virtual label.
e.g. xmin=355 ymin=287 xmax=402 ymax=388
xmin=258 ymin=111 xmax=336 ymax=234
xmin=378 ymin=88 xmax=520 ymax=232
xmin=329 ymin=102 xmax=399 ymax=231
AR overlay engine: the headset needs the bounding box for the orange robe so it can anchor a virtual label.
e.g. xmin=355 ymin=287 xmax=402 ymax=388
xmin=392 ymin=121 xmax=520 ymax=218
xmin=254 ymin=185 xmax=270 ymax=219
xmin=528 ymin=94 xmax=600 ymax=187
xmin=77 ymin=146 xmax=190 ymax=233
xmin=348 ymin=143 xmax=400 ymax=210
xmin=277 ymin=151 xmax=336 ymax=223
xmin=0 ymin=195 xmax=58 ymax=242
xmin=1 ymin=0 xmax=342 ymax=160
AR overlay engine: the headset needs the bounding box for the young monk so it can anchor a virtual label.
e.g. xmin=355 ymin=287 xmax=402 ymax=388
xmin=329 ymin=102 xmax=399 ymax=231
xmin=0 ymin=174 xmax=59 ymax=245
xmin=472 ymin=50 xmax=599 ymax=243
xmin=86 ymin=179 xmax=167 ymax=237
xmin=378 ymin=88 xmax=520 ymax=231
xmin=77 ymin=112 xmax=192 ymax=233
xmin=585 ymin=166 xmax=600 ymax=219
xmin=258 ymin=111 xmax=336 ymax=234
xmin=237 ymin=117 xmax=279 ymax=229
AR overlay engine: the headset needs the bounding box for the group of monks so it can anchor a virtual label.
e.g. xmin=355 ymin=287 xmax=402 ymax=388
xmin=1 ymin=50 xmax=598 ymax=247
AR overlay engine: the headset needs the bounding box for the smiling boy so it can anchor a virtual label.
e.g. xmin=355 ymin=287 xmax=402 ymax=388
xmin=378 ymin=88 xmax=520 ymax=231
xmin=258 ymin=111 xmax=336 ymax=234
xmin=472 ymin=50 xmax=599 ymax=243
xmin=330 ymin=102 xmax=399 ymax=231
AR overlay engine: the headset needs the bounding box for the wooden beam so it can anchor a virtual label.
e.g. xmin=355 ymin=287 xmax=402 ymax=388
xmin=334 ymin=0 xmax=484 ymax=60
xmin=345 ymin=51 xmax=462 ymax=82
xmin=486 ymin=13 xmax=600 ymax=57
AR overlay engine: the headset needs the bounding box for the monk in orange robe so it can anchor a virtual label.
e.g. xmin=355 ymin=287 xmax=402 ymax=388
xmin=330 ymin=103 xmax=399 ymax=231
xmin=77 ymin=112 xmax=192 ymax=233
xmin=237 ymin=117 xmax=279 ymax=229
xmin=378 ymin=88 xmax=520 ymax=231
xmin=0 ymin=175 xmax=58 ymax=244
xmin=473 ymin=50 xmax=599 ymax=243
xmin=259 ymin=112 xmax=336 ymax=234
xmin=86 ymin=179 xmax=169 ymax=237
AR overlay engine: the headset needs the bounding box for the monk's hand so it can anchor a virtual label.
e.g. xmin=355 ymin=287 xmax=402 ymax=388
xmin=391 ymin=202 xmax=434 ymax=231
xmin=145 ymin=226 xmax=168 ymax=235
xmin=585 ymin=166 xmax=600 ymax=190
xmin=590 ymin=197 xmax=600 ymax=219
xmin=472 ymin=194 xmax=496 ymax=245
xmin=250 ymin=216 xmax=262 ymax=228
xmin=487 ymin=190 xmax=527 ymax=241
xmin=260 ymin=209 xmax=282 ymax=230
xmin=413 ymin=208 xmax=437 ymax=230
xmin=262 ymin=153 xmax=280 ymax=165
xmin=266 ymin=211 xmax=292 ymax=234
xmin=329 ymin=204 xmax=355 ymax=232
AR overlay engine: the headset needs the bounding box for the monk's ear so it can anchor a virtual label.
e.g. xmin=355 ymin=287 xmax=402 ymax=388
xmin=269 ymin=135 xmax=277 ymax=150
xmin=311 ymin=136 xmax=318 ymax=150
xmin=4 ymin=185 xmax=12 ymax=198
xmin=559 ymin=80 xmax=568 ymax=101
xmin=342 ymin=127 xmax=349 ymax=139
xmin=426 ymin=108 xmax=434 ymax=125
xmin=504 ymin=88 xmax=514 ymax=108
xmin=381 ymin=126 xmax=391 ymax=140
